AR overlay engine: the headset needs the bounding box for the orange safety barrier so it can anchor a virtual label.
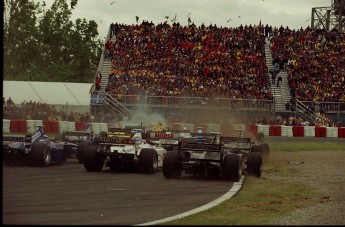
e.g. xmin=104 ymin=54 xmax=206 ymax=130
xmin=293 ymin=126 xmax=304 ymax=137
xmin=315 ymin=126 xmax=327 ymax=137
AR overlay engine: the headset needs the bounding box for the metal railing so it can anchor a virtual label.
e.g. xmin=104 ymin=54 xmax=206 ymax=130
xmin=107 ymin=94 xmax=273 ymax=111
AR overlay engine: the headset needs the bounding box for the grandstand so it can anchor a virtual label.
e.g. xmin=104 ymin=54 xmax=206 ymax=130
xmin=3 ymin=1 xmax=344 ymax=127
xmin=90 ymin=20 xmax=345 ymax=127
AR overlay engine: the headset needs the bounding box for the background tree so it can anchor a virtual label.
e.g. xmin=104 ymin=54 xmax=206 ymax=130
xmin=3 ymin=0 xmax=103 ymax=83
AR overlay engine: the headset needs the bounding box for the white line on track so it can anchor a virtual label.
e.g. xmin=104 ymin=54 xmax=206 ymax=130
xmin=135 ymin=175 xmax=245 ymax=226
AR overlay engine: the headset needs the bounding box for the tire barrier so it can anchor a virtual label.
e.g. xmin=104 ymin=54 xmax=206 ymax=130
xmin=3 ymin=119 xmax=10 ymax=133
xmin=269 ymin=125 xmax=281 ymax=136
xmin=338 ymin=127 xmax=345 ymax=138
xmin=2 ymin=119 xmax=345 ymax=138
xmin=292 ymin=126 xmax=304 ymax=137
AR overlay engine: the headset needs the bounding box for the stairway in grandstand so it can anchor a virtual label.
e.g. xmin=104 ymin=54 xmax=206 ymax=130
xmin=99 ymin=60 xmax=111 ymax=92
xmin=96 ymin=35 xmax=132 ymax=117
xmin=265 ymin=38 xmax=291 ymax=112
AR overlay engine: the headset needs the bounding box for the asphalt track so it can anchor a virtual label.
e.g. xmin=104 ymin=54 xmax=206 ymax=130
xmin=3 ymin=136 xmax=344 ymax=225
xmin=2 ymin=159 xmax=235 ymax=225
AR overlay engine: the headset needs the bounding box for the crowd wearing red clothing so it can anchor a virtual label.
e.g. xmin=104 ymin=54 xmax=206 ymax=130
xmin=270 ymin=26 xmax=345 ymax=103
xmin=104 ymin=21 xmax=273 ymax=101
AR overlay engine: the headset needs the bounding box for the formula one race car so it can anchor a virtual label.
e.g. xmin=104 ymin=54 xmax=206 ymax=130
xmin=143 ymin=129 xmax=193 ymax=151
xmin=82 ymin=130 xmax=168 ymax=174
xmin=162 ymin=133 xmax=263 ymax=181
xmin=52 ymin=130 xmax=94 ymax=163
xmin=3 ymin=126 xmax=70 ymax=167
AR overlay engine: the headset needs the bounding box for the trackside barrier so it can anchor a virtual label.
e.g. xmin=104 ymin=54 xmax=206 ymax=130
xmin=245 ymin=125 xmax=258 ymax=136
xmin=304 ymin=126 xmax=315 ymax=137
xmin=43 ymin=120 xmax=59 ymax=133
xmin=3 ymin=119 xmax=345 ymax=139
xmin=75 ymin=122 xmax=87 ymax=131
xmin=3 ymin=119 xmax=10 ymax=133
xmin=58 ymin=121 xmax=68 ymax=133
xmin=10 ymin=119 xmax=27 ymax=133
xmin=99 ymin=123 xmax=108 ymax=133
xmin=326 ymin=127 xmax=338 ymax=138
xmin=338 ymin=127 xmax=345 ymax=138
xmin=257 ymin=125 xmax=270 ymax=136
xmin=315 ymin=126 xmax=327 ymax=137
xmin=67 ymin=121 xmax=76 ymax=131
xmin=27 ymin=120 xmax=43 ymax=133
xmin=90 ymin=122 xmax=100 ymax=134
xmin=269 ymin=125 xmax=282 ymax=136
xmin=281 ymin=125 xmax=293 ymax=137
xmin=293 ymin=126 xmax=304 ymax=137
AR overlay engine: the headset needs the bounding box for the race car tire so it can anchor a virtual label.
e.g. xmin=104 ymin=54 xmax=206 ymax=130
xmin=139 ymin=148 xmax=158 ymax=174
xmin=251 ymin=144 xmax=263 ymax=154
xmin=163 ymin=151 xmax=182 ymax=179
xmin=83 ymin=146 xmax=104 ymax=172
xmin=30 ymin=143 xmax=51 ymax=167
xmin=77 ymin=141 xmax=91 ymax=164
xmin=247 ymin=152 xmax=262 ymax=177
xmin=222 ymin=153 xmax=242 ymax=182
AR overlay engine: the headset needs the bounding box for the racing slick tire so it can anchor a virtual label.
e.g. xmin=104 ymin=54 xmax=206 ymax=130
xmin=163 ymin=151 xmax=182 ymax=179
xmin=83 ymin=146 xmax=104 ymax=172
xmin=77 ymin=141 xmax=91 ymax=164
xmin=247 ymin=152 xmax=262 ymax=177
xmin=222 ymin=153 xmax=242 ymax=182
xmin=139 ymin=148 xmax=158 ymax=174
xmin=251 ymin=144 xmax=263 ymax=154
xmin=30 ymin=143 xmax=51 ymax=167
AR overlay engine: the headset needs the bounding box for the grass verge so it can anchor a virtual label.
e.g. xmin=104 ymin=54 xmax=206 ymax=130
xmin=160 ymin=141 xmax=344 ymax=225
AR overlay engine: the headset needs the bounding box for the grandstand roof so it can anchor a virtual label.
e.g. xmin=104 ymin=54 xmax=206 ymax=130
xmin=3 ymin=81 xmax=92 ymax=105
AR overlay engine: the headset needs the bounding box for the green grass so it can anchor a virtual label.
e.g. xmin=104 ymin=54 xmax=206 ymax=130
xmin=159 ymin=141 xmax=345 ymax=225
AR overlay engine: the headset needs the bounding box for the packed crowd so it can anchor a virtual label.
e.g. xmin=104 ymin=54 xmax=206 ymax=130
xmin=104 ymin=21 xmax=273 ymax=100
xmin=104 ymin=22 xmax=345 ymax=105
xmin=3 ymin=97 xmax=95 ymax=123
xmin=270 ymin=25 xmax=345 ymax=103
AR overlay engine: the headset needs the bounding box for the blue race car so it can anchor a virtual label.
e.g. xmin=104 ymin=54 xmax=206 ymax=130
xmin=3 ymin=126 xmax=71 ymax=167
xmin=52 ymin=130 xmax=94 ymax=163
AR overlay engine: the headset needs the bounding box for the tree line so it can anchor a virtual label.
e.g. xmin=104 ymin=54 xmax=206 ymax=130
xmin=3 ymin=0 xmax=103 ymax=83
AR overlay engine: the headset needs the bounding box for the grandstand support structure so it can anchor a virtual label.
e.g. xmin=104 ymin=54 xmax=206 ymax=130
xmin=102 ymin=92 xmax=132 ymax=118
xmin=265 ymin=38 xmax=291 ymax=112
xmin=311 ymin=0 xmax=344 ymax=31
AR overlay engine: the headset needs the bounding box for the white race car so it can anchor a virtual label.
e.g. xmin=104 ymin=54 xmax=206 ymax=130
xmin=83 ymin=131 xmax=168 ymax=174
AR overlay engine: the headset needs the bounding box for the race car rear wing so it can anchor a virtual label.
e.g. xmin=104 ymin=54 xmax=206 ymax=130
xmin=3 ymin=135 xmax=32 ymax=146
xmin=178 ymin=142 xmax=221 ymax=152
xmin=220 ymin=136 xmax=252 ymax=150
xmin=178 ymin=142 xmax=222 ymax=162
xmin=63 ymin=130 xmax=93 ymax=137
xmin=107 ymin=128 xmax=132 ymax=133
